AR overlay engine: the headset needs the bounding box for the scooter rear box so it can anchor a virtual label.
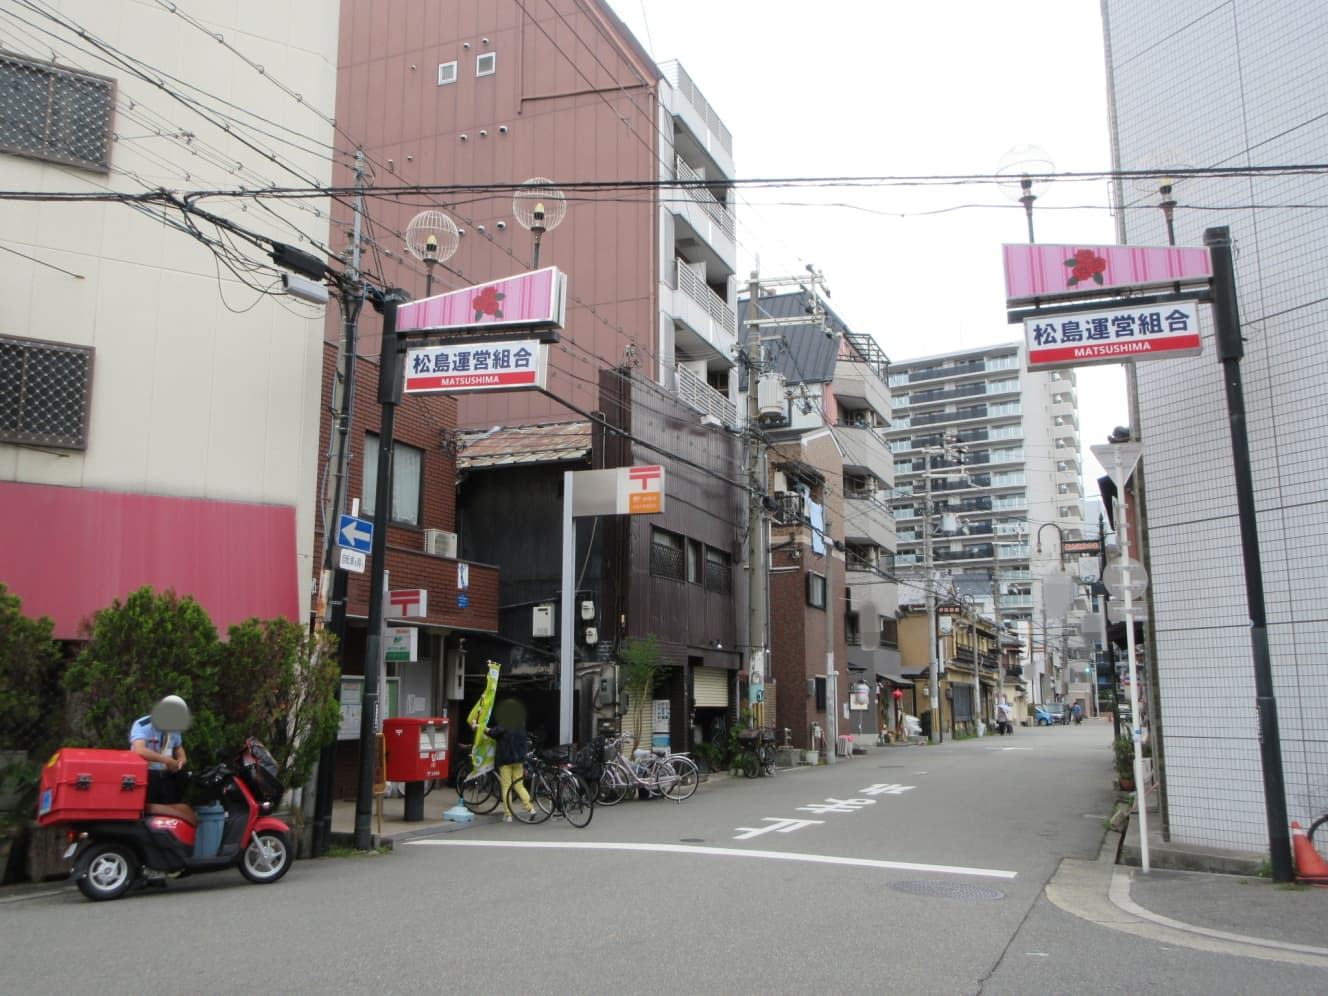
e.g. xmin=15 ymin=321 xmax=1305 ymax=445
xmin=37 ymin=748 xmax=148 ymax=826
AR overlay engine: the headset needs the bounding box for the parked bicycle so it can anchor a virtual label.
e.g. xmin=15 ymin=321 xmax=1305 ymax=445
xmin=454 ymin=732 xmax=540 ymax=815
xmin=1309 ymin=808 xmax=1328 ymax=864
xmin=733 ymin=727 xmax=777 ymax=778
xmin=507 ymin=746 xmax=594 ymax=828
xmin=596 ymin=734 xmax=698 ymax=805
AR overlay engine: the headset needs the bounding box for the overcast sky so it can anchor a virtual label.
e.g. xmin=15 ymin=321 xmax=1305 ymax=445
xmin=608 ymin=0 xmax=1130 ymax=475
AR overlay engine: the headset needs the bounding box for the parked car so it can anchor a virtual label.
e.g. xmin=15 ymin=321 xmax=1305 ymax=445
xmin=1035 ymin=702 xmax=1067 ymax=726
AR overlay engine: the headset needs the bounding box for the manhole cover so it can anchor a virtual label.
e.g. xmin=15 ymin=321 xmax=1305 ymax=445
xmin=888 ymin=880 xmax=1005 ymax=901
xmin=679 ymin=837 xmax=705 ymax=844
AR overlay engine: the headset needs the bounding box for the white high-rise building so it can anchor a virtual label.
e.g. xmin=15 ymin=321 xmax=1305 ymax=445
xmin=887 ymin=342 xmax=1085 ymax=703
xmin=1103 ymin=0 xmax=1328 ymax=853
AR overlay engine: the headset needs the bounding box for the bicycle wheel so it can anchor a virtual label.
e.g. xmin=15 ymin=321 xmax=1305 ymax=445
xmin=528 ymin=769 xmax=560 ymax=820
xmin=557 ymin=770 xmax=594 ymax=828
xmin=452 ymin=755 xmax=472 ymax=794
xmin=758 ymin=744 xmax=777 ymax=776
xmin=1309 ymin=814 xmax=1328 ymax=864
xmin=461 ymin=770 xmax=501 ymax=814
xmin=657 ymin=756 xmax=699 ymax=801
xmin=597 ymin=764 xmax=629 ymax=806
xmin=506 ymin=777 xmax=548 ymax=824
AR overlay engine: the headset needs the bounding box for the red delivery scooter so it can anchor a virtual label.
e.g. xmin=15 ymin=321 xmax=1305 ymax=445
xmin=38 ymin=737 xmax=293 ymax=902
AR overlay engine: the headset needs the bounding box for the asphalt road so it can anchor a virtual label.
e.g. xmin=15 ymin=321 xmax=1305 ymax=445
xmin=5 ymin=723 xmax=1324 ymax=994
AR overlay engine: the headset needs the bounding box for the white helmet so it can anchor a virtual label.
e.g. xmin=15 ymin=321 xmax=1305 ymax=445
xmin=151 ymin=694 xmax=192 ymax=732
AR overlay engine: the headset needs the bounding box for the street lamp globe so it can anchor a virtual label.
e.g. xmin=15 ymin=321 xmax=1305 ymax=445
xmin=512 ymin=178 xmax=566 ymax=268
xmin=404 ymin=209 xmax=460 ymax=296
xmin=995 ymin=144 xmax=1054 ymax=244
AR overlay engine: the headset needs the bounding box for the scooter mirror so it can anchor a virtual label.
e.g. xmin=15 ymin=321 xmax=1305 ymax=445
xmin=150 ymin=695 xmax=192 ymax=733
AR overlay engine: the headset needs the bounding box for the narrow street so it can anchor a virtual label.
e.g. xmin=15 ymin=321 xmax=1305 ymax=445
xmin=6 ymin=724 xmax=1323 ymax=995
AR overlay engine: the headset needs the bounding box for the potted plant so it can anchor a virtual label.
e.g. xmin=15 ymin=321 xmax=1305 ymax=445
xmin=1113 ymin=734 xmax=1136 ymax=790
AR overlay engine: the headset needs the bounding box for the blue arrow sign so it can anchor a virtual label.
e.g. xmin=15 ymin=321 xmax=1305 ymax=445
xmin=338 ymin=514 xmax=373 ymax=552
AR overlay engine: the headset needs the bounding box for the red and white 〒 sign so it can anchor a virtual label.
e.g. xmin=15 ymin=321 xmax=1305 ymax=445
xmin=387 ymin=589 xmax=428 ymax=619
xmin=622 ymin=465 xmax=663 ymax=515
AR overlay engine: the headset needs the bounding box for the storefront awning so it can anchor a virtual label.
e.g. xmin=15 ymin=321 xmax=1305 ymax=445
xmin=1 ymin=481 xmax=299 ymax=639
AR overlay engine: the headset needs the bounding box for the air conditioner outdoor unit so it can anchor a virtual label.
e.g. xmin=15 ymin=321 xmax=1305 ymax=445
xmin=422 ymin=529 xmax=457 ymax=558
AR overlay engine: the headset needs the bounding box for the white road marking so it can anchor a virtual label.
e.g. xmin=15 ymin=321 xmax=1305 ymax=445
xmin=733 ymin=817 xmax=824 ymax=840
xmin=405 ymin=838 xmax=1018 ymax=879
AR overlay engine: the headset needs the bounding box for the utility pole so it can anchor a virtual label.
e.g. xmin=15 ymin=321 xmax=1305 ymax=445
xmin=1204 ymin=225 xmax=1291 ymax=883
xmin=991 ymin=542 xmax=1004 ymax=712
xmin=743 ymin=267 xmax=837 ymax=755
xmin=744 ymin=271 xmax=769 ymax=725
xmin=353 ymin=288 xmax=410 ymax=851
xmin=924 ymin=463 xmax=939 ymax=744
xmin=312 ymin=150 xmax=365 ymax=856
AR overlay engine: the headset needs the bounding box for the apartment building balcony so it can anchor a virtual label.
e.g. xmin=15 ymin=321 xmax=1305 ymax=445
xmin=672 ymin=155 xmax=737 ymax=272
xmin=669 ymin=258 xmax=737 ymax=366
xmin=674 ymin=363 xmax=738 ymax=428
xmin=838 ymin=422 xmax=894 ymax=485
xmin=844 ymin=494 xmax=895 ymax=549
xmin=847 ymin=574 xmax=899 ymax=620
xmin=832 ymin=367 xmax=891 ymax=424
xmin=659 ymin=60 xmax=733 ymax=176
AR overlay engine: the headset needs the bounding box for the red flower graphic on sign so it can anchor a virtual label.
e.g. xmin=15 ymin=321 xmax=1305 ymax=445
xmin=472 ymin=286 xmax=505 ymax=320
xmin=1064 ymin=248 xmax=1106 ymax=287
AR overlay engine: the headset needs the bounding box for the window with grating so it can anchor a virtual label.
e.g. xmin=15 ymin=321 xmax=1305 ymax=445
xmin=0 ymin=334 xmax=95 ymax=449
xmin=703 ymin=546 xmax=731 ymax=594
xmin=0 ymin=54 xmax=115 ymax=172
xmin=650 ymin=527 xmax=684 ymax=581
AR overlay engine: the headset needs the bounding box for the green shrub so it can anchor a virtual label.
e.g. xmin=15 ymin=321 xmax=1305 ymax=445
xmin=1113 ymin=733 xmax=1135 ymax=778
xmin=219 ymin=618 xmax=340 ymax=789
xmin=63 ymin=586 xmax=224 ymax=761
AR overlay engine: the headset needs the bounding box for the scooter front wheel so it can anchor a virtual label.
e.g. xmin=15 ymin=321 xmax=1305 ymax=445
xmin=240 ymin=829 xmax=292 ymax=884
xmin=77 ymin=842 xmax=138 ymax=901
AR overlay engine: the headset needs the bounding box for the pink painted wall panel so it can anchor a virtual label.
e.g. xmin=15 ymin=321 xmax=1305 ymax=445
xmin=333 ymin=0 xmax=659 ymax=429
xmin=0 ymin=482 xmax=299 ymax=639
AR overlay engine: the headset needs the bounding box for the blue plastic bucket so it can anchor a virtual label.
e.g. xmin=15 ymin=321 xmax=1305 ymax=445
xmin=192 ymin=803 xmax=225 ymax=858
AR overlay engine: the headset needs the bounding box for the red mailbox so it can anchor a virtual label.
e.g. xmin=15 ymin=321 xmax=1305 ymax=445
xmin=383 ymin=717 xmax=449 ymax=782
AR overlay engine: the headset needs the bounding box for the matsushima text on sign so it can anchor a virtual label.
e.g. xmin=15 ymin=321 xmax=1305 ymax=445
xmin=1024 ymin=301 xmax=1201 ymax=371
xmin=404 ymin=340 xmax=548 ymax=394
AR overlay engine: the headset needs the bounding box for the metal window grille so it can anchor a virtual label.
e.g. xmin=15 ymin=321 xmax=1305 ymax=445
xmin=650 ymin=529 xmax=684 ymax=580
xmin=703 ymin=548 xmax=731 ymax=594
xmin=0 ymin=334 xmax=95 ymax=449
xmin=0 ymin=54 xmax=115 ymax=172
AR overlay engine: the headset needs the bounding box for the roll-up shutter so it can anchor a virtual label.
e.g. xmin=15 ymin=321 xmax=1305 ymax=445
xmin=693 ymin=666 xmax=730 ymax=708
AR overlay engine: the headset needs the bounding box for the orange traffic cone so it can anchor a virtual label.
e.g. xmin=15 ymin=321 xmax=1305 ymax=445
xmin=1290 ymin=822 xmax=1328 ymax=887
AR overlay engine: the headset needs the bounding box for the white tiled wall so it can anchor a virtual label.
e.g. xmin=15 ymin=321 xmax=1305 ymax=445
xmin=1106 ymin=0 xmax=1328 ymax=852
